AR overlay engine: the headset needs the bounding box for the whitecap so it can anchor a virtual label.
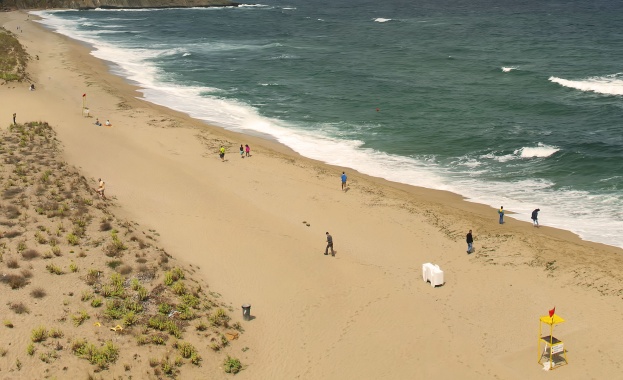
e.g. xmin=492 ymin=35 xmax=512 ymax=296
xmin=238 ymin=4 xmax=269 ymax=8
xmin=501 ymin=66 xmax=517 ymax=72
xmin=374 ymin=18 xmax=392 ymax=23
xmin=182 ymin=53 xmax=191 ymax=57
xmin=515 ymin=143 xmax=559 ymax=158
xmin=549 ymin=74 xmax=623 ymax=96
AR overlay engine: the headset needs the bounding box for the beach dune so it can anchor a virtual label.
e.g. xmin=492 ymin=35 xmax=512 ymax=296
xmin=2 ymin=11 xmax=623 ymax=379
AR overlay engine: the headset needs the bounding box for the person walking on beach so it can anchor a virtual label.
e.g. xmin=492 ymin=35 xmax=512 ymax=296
xmin=95 ymin=178 xmax=106 ymax=200
xmin=341 ymin=172 xmax=347 ymax=191
xmin=466 ymin=229 xmax=474 ymax=254
xmin=498 ymin=206 xmax=505 ymax=224
xmin=531 ymin=208 xmax=540 ymax=227
xmin=324 ymin=232 xmax=334 ymax=256
xmin=245 ymin=144 xmax=250 ymax=157
xmin=219 ymin=146 xmax=226 ymax=162
xmin=240 ymin=144 xmax=244 ymax=158
xmin=12 ymin=113 xmax=16 ymax=125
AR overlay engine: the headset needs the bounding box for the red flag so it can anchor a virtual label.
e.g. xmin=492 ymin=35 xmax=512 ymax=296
xmin=82 ymin=93 xmax=86 ymax=97
xmin=548 ymin=307 xmax=556 ymax=318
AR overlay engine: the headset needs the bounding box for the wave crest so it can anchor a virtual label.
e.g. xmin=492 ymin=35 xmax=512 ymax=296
xmin=515 ymin=143 xmax=559 ymax=158
xmin=549 ymin=74 xmax=623 ymax=96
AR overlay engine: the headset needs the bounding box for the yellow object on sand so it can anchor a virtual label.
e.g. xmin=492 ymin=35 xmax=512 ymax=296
xmin=110 ymin=325 xmax=123 ymax=332
xmin=537 ymin=313 xmax=568 ymax=370
xmin=93 ymin=322 xmax=101 ymax=327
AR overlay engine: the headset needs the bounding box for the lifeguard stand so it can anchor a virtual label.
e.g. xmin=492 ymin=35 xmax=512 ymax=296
xmin=537 ymin=313 xmax=568 ymax=370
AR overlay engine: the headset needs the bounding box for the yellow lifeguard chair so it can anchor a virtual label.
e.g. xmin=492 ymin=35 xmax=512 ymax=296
xmin=538 ymin=312 xmax=568 ymax=370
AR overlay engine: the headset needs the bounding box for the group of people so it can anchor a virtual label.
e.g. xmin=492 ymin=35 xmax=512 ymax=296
xmin=467 ymin=207 xmax=541 ymax=254
xmin=94 ymin=118 xmax=112 ymax=127
xmin=219 ymin=144 xmax=251 ymax=161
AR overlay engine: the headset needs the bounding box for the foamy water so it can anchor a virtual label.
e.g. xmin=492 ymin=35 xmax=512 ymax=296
xmin=549 ymin=75 xmax=623 ymax=96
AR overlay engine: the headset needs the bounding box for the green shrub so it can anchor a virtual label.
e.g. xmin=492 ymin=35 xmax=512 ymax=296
xmin=136 ymin=335 xmax=149 ymax=345
xmin=158 ymin=303 xmax=172 ymax=315
xmin=190 ymin=352 xmax=202 ymax=365
xmin=49 ymin=328 xmax=64 ymax=338
xmin=67 ymin=233 xmax=79 ymax=246
xmin=71 ymin=339 xmax=119 ymax=369
xmin=91 ymin=298 xmax=103 ymax=308
xmin=176 ymin=341 xmax=197 ymax=359
xmin=104 ymin=300 xmax=124 ymax=320
xmin=136 ymin=286 xmax=148 ymax=301
xmin=223 ymin=356 xmax=243 ymax=374
xmin=45 ymin=263 xmax=63 ymax=275
xmin=172 ymin=281 xmax=186 ymax=295
xmin=123 ymin=311 xmax=138 ymax=326
xmin=151 ymin=334 xmax=166 ymax=345
xmin=161 ymin=358 xmax=175 ymax=376
xmin=81 ymin=290 xmax=93 ymax=302
xmin=209 ymin=308 xmax=230 ymax=327
xmin=164 ymin=272 xmax=174 ymax=286
xmin=31 ymin=326 xmax=48 ymax=342
xmin=72 ymin=310 xmax=90 ymax=326
xmin=181 ymin=294 xmax=200 ymax=309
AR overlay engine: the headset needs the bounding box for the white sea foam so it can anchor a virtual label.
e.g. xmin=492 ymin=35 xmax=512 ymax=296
xmin=182 ymin=52 xmax=191 ymax=57
xmin=549 ymin=74 xmax=623 ymax=96
xmin=501 ymin=66 xmax=516 ymax=72
xmin=238 ymin=4 xmax=269 ymax=8
xmin=480 ymin=143 xmax=559 ymax=162
xmin=374 ymin=18 xmax=392 ymax=23
xmin=515 ymin=143 xmax=560 ymax=158
xmin=32 ymin=11 xmax=623 ymax=249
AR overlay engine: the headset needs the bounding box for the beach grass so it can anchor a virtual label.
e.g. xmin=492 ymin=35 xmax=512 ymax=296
xmin=0 ymin=28 xmax=29 ymax=81
xmin=0 ymin=120 xmax=247 ymax=377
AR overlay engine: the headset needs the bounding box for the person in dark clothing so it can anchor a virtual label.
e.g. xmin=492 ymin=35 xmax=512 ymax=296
xmin=531 ymin=208 xmax=540 ymax=227
xmin=466 ymin=230 xmax=474 ymax=254
xmin=498 ymin=206 xmax=504 ymax=224
xmin=324 ymin=232 xmax=334 ymax=256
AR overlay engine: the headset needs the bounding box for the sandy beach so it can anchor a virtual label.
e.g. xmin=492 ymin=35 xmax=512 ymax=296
xmin=2 ymin=10 xmax=623 ymax=379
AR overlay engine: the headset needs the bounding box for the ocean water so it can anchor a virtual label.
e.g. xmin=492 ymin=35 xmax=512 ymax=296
xmin=33 ymin=0 xmax=623 ymax=248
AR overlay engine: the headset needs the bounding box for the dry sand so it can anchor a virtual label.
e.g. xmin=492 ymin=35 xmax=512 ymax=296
xmin=2 ymin=10 xmax=623 ymax=379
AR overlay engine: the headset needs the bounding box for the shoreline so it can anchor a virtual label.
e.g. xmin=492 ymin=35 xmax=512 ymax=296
xmin=31 ymin=10 xmax=622 ymax=252
xmin=3 ymin=10 xmax=623 ymax=379
xmin=30 ymin=9 xmax=623 ymax=251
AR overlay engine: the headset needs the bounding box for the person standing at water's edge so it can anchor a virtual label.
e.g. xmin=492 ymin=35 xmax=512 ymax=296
xmin=498 ymin=206 xmax=504 ymax=224
xmin=466 ymin=230 xmax=474 ymax=254
xmin=219 ymin=146 xmax=225 ymax=162
xmin=324 ymin=232 xmax=334 ymax=256
xmin=341 ymin=172 xmax=347 ymax=191
xmin=532 ymin=208 xmax=540 ymax=227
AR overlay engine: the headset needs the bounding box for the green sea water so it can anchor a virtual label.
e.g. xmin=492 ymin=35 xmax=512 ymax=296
xmin=36 ymin=0 xmax=623 ymax=247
